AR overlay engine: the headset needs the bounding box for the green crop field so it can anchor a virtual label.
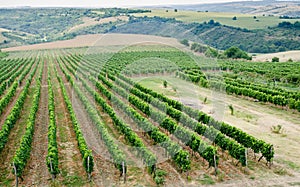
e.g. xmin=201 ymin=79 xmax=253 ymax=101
xmin=133 ymin=9 xmax=300 ymax=30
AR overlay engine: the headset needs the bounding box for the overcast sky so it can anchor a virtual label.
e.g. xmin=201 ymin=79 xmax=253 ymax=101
xmin=0 ymin=0 xmax=255 ymax=8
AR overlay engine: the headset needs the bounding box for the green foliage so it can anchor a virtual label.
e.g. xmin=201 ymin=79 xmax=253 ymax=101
xmin=0 ymin=50 xmax=8 ymax=59
xmin=224 ymin=46 xmax=252 ymax=60
xmin=163 ymin=80 xmax=168 ymax=88
xmin=278 ymin=21 xmax=300 ymax=29
xmin=55 ymin=65 xmax=94 ymax=174
xmin=228 ymin=104 xmax=234 ymax=115
xmin=154 ymin=169 xmax=167 ymax=185
xmin=12 ymin=62 xmax=43 ymax=177
xmin=46 ymin=71 xmax=59 ymax=176
xmin=271 ymin=125 xmax=284 ymax=134
xmin=0 ymin=60 xmax=38 ymax=153
xmin=232 ymin=16 xmax=237 ymax=20
xmin=272 ymin=57 xmax=280 ymax=62
xmin=180 ymin=39 xmax=189 ymax=46
xmin=191 ymin=43 xmax=208 ymax=53
xmin=205 ymin=47 xmax=219 ymax=58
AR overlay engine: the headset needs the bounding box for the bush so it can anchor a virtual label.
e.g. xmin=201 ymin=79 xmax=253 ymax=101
xmin=180 ymin=39 xmax=189 ymax=47
xmin=224 ymin=46 xmax=252 ymax=60
xmin=272 ymin=57 xmax=279 ymax=62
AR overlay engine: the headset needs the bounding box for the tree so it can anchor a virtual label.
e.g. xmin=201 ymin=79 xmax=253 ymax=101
xmin=232 ymin=16 xmax=237 ymax=20
xmin=180 ymin=39 xmax=189 ymax=47
xmin=224 ymin=46 xmax=252 ymax=60
xmin=253 ymin=16 xmax=257 ymax=19
xmin=272 ymin=57 xmax=279 ymax=62
xmin=174 ymin=9 xmax=178 ymax=12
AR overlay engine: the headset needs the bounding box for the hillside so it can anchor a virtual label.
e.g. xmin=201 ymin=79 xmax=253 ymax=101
xmin=0 ymin=7 xmax=299 ymax=53
xmin=111 ymin=16 xmax=300 ymax=53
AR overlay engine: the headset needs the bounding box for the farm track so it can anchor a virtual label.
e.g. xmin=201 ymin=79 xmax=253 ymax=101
xmin=21 ymin=60 xmax=49 ymax=186
xmin=0 ymin=61 xmax=39 ymax=186
xmin=0 ymin=62 xmax=34 ymax=128
xmin=51 ymin=62 xmax=87 ymax=184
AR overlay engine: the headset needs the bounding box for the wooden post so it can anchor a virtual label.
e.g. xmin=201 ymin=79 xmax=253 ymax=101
xmin=245 ymin=148 xmax=248 ymax=167
xmin=13 ymin=162 xmax=18 ymax=187
xmin=50 ymin=159 xmax=55 ymax=181
xmin=213 ymin=154 xmax=218 ymax=176
xmin=122 ymin=161 xmax=126 ymax=183
xmin=87 ymin=156 xmax=91 ymax=181
xmin=186 ymin=155 xmax=189 ymax=179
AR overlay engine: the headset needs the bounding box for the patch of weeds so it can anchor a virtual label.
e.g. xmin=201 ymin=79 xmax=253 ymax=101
xmin=271 ymin=125 xmax=285 ymax=134
xmin=58 ymin=126 xmax=67 ymax=143
xmin=62 ymin=175 xmax=86 ymax=186
xmin=0 ymin=178 xmax=13 ymax=186
xmin=274 ymin=168 xmax=288 ymax=175
xmin=247 ymin=160 xmax=256 ymax=170
xmin=197 ymin=174 xmax=215 ymax=185
xmin=277 ymin=159 xmax=300 ymax=171
xmin=217 ymin=171 xmax=225 ymax=182
xmin=250 ymin=176 xmax=255 ymax=180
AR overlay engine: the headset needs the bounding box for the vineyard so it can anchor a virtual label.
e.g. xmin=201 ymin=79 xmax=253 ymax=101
xmin=0 ymin=45 xmax=299 ymax=186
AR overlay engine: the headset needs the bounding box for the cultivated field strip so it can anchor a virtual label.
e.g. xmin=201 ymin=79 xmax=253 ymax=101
xmin=11 ymin=60 xmax=43 ymax=182
xmin=0 ymin=58 xmax=40 ymax=184
xmin=1 ymin=47 xmax=293 ymax=186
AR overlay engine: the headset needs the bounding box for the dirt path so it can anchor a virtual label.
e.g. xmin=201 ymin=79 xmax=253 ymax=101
xmin=21 ymin=60 xmax=49 ymax=186
xmin=0 ymin=61 xmax=39 ymax=186
xmin=51 ymin=63 xmax=87 ymax=185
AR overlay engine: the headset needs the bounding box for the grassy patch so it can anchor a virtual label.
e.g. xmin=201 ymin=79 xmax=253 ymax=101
xmin=197 ymin=174 xmax=215 ymax=185
xmin=277 ymin=159 xmax=300 ymax=171
xmin=274 ymin=168 xmax=288 ymax=175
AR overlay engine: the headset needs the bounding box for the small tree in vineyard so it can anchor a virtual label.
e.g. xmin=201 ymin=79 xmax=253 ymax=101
xmin=229 ymin=104 xmax=234 ymax=115
xmin=163 ymin=80 xmax=168 ymax=88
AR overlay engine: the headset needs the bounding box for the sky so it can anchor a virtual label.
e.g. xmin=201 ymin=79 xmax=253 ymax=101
xmin=0 ymin=0 xmax=256 ymax=8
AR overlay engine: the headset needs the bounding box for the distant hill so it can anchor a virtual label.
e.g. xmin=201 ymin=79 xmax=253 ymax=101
xmin=110 ymin=16 xmax=300 ymax=53
xmin=143 ymin=0 xmax=300 ymax=17
xmin=0 ymin=7 xmax=299 ymax=53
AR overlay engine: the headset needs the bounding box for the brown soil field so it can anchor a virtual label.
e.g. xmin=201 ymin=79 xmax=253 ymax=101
xmin=253 ymin=50 xmax=300 ymax=62
xmin=2 ymin=34 xmax=182 ymax=52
